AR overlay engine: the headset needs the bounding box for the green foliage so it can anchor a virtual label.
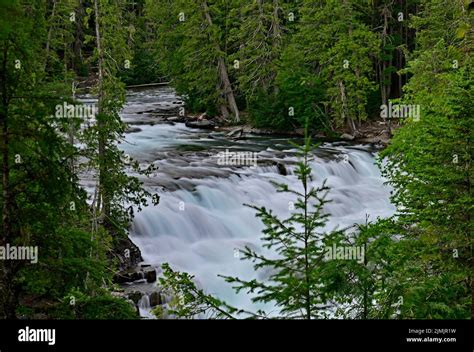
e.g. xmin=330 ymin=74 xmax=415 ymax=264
xmin=1 ymin=0 xmax=471 ymax=321
xmin=19 ymin=227 xmax=112 ymax=299
xmin=142 ymin=0 xmax=381 ymax=130
xmin=289 ymin=0 xmax=380 ymax=128
xmin=81 ymin=0 xmax=152 ymax=229
xmin=54 ymin=289 xmax=138 ymax=319
xmin=158 ymin=263 xmax=238 ymax=319
xmin=145 ymin=0 xmax=229 ymax=116
xmin=245 ymin=46 xmax=329 ymax=130
xmin=320 ymin=217 xmax=469 ymax=319
xmin=0 ymin=0 xmax=151 ymax=318
xmin=378 ymin=0 xmax=473 ymax=319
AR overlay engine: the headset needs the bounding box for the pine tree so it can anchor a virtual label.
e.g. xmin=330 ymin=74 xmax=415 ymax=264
xmin=145 ymin=0 xmax=240 ymax=120
xmin=43 ymin=0 xmax=77 ymax=74
xmin=223 ymin=136 xmax=346 ymax=319
xmin=290 ymin=0 xmax=380 ymax=131
xmin=229 ymin=0 xmax=289 ymax=97
xmin=380 ymin=0 xmax=473 ymax=318
xmin=0 ymin=0 xmax=63 ymax=318
xmin=85 ymin=0 xmax=150 ymax=230
xmin=0 ymin=0 xmax=147 ymax=319
xmin=229 ymin=0 xmax=305 ymax=129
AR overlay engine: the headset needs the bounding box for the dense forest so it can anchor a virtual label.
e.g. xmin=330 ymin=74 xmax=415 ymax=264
xmin=0 ymin=0 xmax=472 ymax=321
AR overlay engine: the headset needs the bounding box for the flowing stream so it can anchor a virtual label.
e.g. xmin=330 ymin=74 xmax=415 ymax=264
xmin=116 ymin=87 xmax=396 ymax=317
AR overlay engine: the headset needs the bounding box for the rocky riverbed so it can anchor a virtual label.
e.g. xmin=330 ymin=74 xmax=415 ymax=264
xmin=108 ymin=86 xmax=395 ymax=318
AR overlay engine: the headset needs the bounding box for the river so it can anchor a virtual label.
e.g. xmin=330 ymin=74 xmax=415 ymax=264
xmin=116 ymin=87 xmax=396 ymax=317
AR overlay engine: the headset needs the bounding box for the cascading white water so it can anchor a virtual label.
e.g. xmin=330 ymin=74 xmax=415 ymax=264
xmin=137 ymin=294 xmax=154 ymax=319
xmin=118 ymin=87 xmax=396 ymax=316
xmin=129 ymin=147 xmax=395 ymax=314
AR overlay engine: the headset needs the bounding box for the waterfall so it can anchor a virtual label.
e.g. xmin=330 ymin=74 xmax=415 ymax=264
xmin=137 ymin=294 xmax=154 ymax=319
xmin=130 ymin=144 xmax=395 ymax=315
xmin=114 ymin=87 xmax=396 ymax=316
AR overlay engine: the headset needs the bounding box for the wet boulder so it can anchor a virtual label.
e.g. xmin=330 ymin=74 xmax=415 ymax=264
xmin=185 ymin=120 xmax=216 ymax=130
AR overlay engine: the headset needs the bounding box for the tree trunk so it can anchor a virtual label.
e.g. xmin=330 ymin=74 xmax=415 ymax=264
xmin=381 ymin=5 xmax=392 ymax=136
xmin=217 ymin=79 xmax=230 ymax=120
xmin=0 ymin=41 xmax=18 ymax=319
xmin=472 ymin=277 xmax=474 ymax=319
xmin=0 ymin=43 xmax=9 ymax=319
xmin=94 ymin=0 xmax=109 ymax=218
xmin=271 ymin=0 xmax=280 ymax=95
xmin=44 ymin=0 xmax=57 ymax=71
xmin=217 ymin=57 xmax=239 ymax=121
xmin=1 ymin=44 xmax=10 ymax=247
xmin=339 ymin=81 xmax=355 ymax=133
xmin=73 ymin=0 xmax=85 ymax=73
xmin=202 ymin=1 xmax=240 ymax=122
xmin=303 ymin=151 xmax=311 ymax=319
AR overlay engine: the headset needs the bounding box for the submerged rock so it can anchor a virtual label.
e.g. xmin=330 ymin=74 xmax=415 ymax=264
xmin=149 ymin=291 xmax=162 ymax=307
xmin=144 ymin=267 xmax=157 ymax=283
xmin=167 ymin=116 xmax=185 ymax=123
xmin=114 ymin=265 xmax=156 ymax=284
xmin=113 ymin=270 xmax=142 ymax=284
xmin=126 ymin=126 xmax=142 ymax=133
xmin=185 ymin=120 xmax=216 ymax=130
xmin=340 ymin=133 xmax=355 ymax=141
xmin=276 ymin=162 xmax=288 ymax=176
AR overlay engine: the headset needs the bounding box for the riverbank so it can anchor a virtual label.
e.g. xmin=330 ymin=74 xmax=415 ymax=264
xmin=175 ymin=111 xmax=394 ymax=147
xmin=80 ymin=81 xmax=394 ymax=147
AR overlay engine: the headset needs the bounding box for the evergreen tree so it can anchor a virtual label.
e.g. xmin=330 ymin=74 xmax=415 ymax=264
xmin=0 ymin=0 xmax=146 ymax=319
xmin=380 ymin=0 xmax=473 ymax=318
xmin=293 ymin=0 xmax=380 ymax=131
xmin=83 ymin=0 xmax=151 ymax=230
xmin=0 ymin=0 xmax=77 ymax=319
xmin=229 ymin=0 xmax=289 ymax=97
xmin=43 ymin=0 xmax=77 ymax=75
xmin=145 ymin=0 xmax=240 ymax=120
xmin=230 ymin=0 xmax=306 ymax=129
